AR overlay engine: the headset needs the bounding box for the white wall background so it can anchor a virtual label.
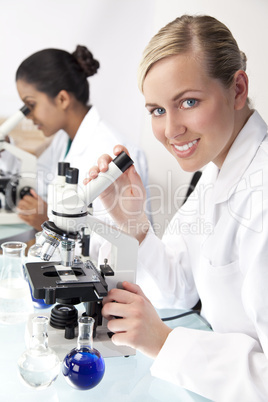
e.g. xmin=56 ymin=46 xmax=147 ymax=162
xmin=1 ymin=0 xmax=267 ymax=236
xmin=0 ymin=0 xmax=154 ymax=140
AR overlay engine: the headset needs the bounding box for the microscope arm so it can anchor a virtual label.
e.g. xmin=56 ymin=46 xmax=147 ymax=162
xmin=0 ymin=141 xmax=36 ymax=174
xmin=85 ymin=214 xmax=138 ymax=288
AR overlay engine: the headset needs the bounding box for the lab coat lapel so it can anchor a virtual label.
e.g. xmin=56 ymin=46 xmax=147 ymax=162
xmin=200 ymin=111 xmax=267 ymax=259
xmin=213 ymin=111 xmax=267 ymax=205
xmin=66 ymin=107 xmax=101 ymax=158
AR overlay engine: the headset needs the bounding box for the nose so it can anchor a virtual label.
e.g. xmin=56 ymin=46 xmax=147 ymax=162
xmin=165 ymin=111 xmax=186 ymax=139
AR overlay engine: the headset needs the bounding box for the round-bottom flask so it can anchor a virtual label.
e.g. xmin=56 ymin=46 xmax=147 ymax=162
xmin=62 ymin=316 xmax=105 ymax=390
xmin=17 ymin=316 xmax=60 ymax=389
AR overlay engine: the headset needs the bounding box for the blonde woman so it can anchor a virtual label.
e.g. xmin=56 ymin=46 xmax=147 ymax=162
xmin=87 ymin=15 xmax=268 ymax=401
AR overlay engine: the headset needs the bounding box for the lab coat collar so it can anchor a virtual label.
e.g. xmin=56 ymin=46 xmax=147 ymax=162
xmin=213 ymin=110 xmax=268 ymax=204
xmin=67 ymin=106 xmax=101 ymax=155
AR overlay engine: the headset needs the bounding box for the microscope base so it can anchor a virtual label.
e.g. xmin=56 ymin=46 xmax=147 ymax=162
xmin=25 ymin=313 xmax=135 ymax=361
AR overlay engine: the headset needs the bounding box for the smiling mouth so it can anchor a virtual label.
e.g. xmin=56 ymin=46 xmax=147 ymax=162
xmin=174 ymin=140 xmax=197 ymax=152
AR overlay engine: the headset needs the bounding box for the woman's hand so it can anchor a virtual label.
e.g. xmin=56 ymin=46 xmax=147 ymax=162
xmin=102 ymin=281 xmax=172 ymax=359
xmin=84 ymin=145 xmax=149 ymax=243
xmin=17 ymin=188 xmax=48 ymax=231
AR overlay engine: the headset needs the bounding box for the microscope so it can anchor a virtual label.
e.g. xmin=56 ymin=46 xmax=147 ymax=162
xmin=25 ymin=152 xmax=139 ymax=359
xmin=0 ymin=105 xmax=37 ymax=223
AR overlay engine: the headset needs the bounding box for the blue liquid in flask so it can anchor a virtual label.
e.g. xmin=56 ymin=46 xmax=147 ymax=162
xmin=62 ymin=316 xmax=105 ymax=390
xmin=62 ymin=346 xmax=105 ymax=390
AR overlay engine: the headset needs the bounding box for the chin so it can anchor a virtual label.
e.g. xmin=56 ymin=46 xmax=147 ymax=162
xmin=177 ymin=158 xmax=204 ymax=173
xmin=44 ymin=133 xmax=51 ymax=137
xmin=168 ymin=147 xmax=204 ymax=172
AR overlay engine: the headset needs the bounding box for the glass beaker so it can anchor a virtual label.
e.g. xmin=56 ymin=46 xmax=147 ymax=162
xmin=62 ymin=316 xmax=105 ymax=390
xmin=0 ymin=241 xmax=33 ymax=324
xmin=17 ymin=315 xmax=60 ymax=389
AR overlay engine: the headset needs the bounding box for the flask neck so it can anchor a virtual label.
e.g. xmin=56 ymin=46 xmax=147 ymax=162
xmin=1 ymin=241 xmax=26 ymax=259
xmin=30 ymin=316 xmax=49 ymax=350
xmin=77 ymin=316 xmax=94 ymax=350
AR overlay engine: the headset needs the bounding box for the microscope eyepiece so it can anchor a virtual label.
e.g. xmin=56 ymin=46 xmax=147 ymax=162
xmin=20 ymin=105 xmax=30 ymax=116
xmin=66 ymin=167 xmax=79 ymax=184
xmin=58 ymin=162 xmax=70 ymax=177
xmin=84 ymin=151 xmax=134 ymax=205
xmin=113 ymin=151 xmax=133 ymax=172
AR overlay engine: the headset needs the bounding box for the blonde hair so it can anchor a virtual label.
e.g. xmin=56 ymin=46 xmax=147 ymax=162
xmin=138 ymin=15 xmax=247 ymax=92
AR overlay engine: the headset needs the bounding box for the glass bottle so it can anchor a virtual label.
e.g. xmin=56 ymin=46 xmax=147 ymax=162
xmin=17 ymin=315 xmax=60 ymax=389
xmin=62 ymin=316 xmax=105 ymax=390
xmin=0 ymin=241 xmax=33 ymax=324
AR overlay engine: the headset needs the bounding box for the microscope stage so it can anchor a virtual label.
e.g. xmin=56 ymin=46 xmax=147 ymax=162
xmin=25 ymin=259 xmax=108 ymax=304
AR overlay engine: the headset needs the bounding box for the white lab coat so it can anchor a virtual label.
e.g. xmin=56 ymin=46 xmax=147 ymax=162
xmin=37 ymin=106 xmax=148 ymax=204
xmin=137 ymin=111 xmax=268 ymax=401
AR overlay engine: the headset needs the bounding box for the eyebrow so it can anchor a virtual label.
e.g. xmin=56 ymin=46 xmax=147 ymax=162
xmin=145 ymin=102 xmax=160 ymax=109
xmin=145 ymin=89 xmax=203 ymax=108
xmin=23 ymin=96 xmax=35 ymax=102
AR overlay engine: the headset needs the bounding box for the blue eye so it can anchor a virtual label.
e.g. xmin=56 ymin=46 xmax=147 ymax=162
xmin=152 ymin=107 xmax=166 ymax=116
xmin=182 ymin=99 xmax=197 ymax=109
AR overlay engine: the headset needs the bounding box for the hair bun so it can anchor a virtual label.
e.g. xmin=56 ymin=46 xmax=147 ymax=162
xmin=72 ymin=45 xmax=100 ymax=77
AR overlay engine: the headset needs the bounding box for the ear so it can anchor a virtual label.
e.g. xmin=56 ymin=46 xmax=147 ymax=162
xmin=233 ymin=70 xmax=248 ymax=110
xmin=55 ymin=90 xmax=71 ymax=110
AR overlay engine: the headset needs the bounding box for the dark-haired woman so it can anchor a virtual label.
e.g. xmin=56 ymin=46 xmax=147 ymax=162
xmin=16 ymin=45 xmax=148 ymax=230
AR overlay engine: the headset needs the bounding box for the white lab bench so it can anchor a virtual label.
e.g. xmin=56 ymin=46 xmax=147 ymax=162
xmin=0 ymin=222 xmax=36 ymax=246
xmin=0 ymin=258 xmax=212 ymax=402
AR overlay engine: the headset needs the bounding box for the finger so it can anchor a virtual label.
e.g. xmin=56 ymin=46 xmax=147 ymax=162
xmin=20 ymin=194 xmax=34 ymax=203
xmin=101 ymin=303 xmax=118 ymax=320
xmin=127 ymin=166 xmax=145 ymax=194
xmin=122 ymin=281 xmax=148 ymax=299
xmin=83 ymin=165 xmax=100 ymax=184
xmin=97 ymin=146 xmax=132 ymax=171
xmin=110 ymin=331 xmax=134 ymax=348
xmin=113 ymin=144 xmax=130 ymax=157
xmin=17 ymin=199 xmax=38 ymax=214
xmin=30 ymin=188 xmax=38 ymax=199
xmin=17 ymin=200 xmax=30 ymax=210
xmin=97 ymin=153 xmax=113 ymax=172
xmin=25 ymin=195 xmax=38 ymax=204
xmin=84 ymin=146 xmax=131 ymax=185
xmin=102 ymin=300 xmax=134 ymax=319
xmin=18 ymin=209 xmax=33 ymax=216
xmin=107 ymin=317 xmax=130 ymax=333
xmin=19 ymin=197 xmax=38 ymax=209
xmin=103 ymin=287 xmax=138 ymax=304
